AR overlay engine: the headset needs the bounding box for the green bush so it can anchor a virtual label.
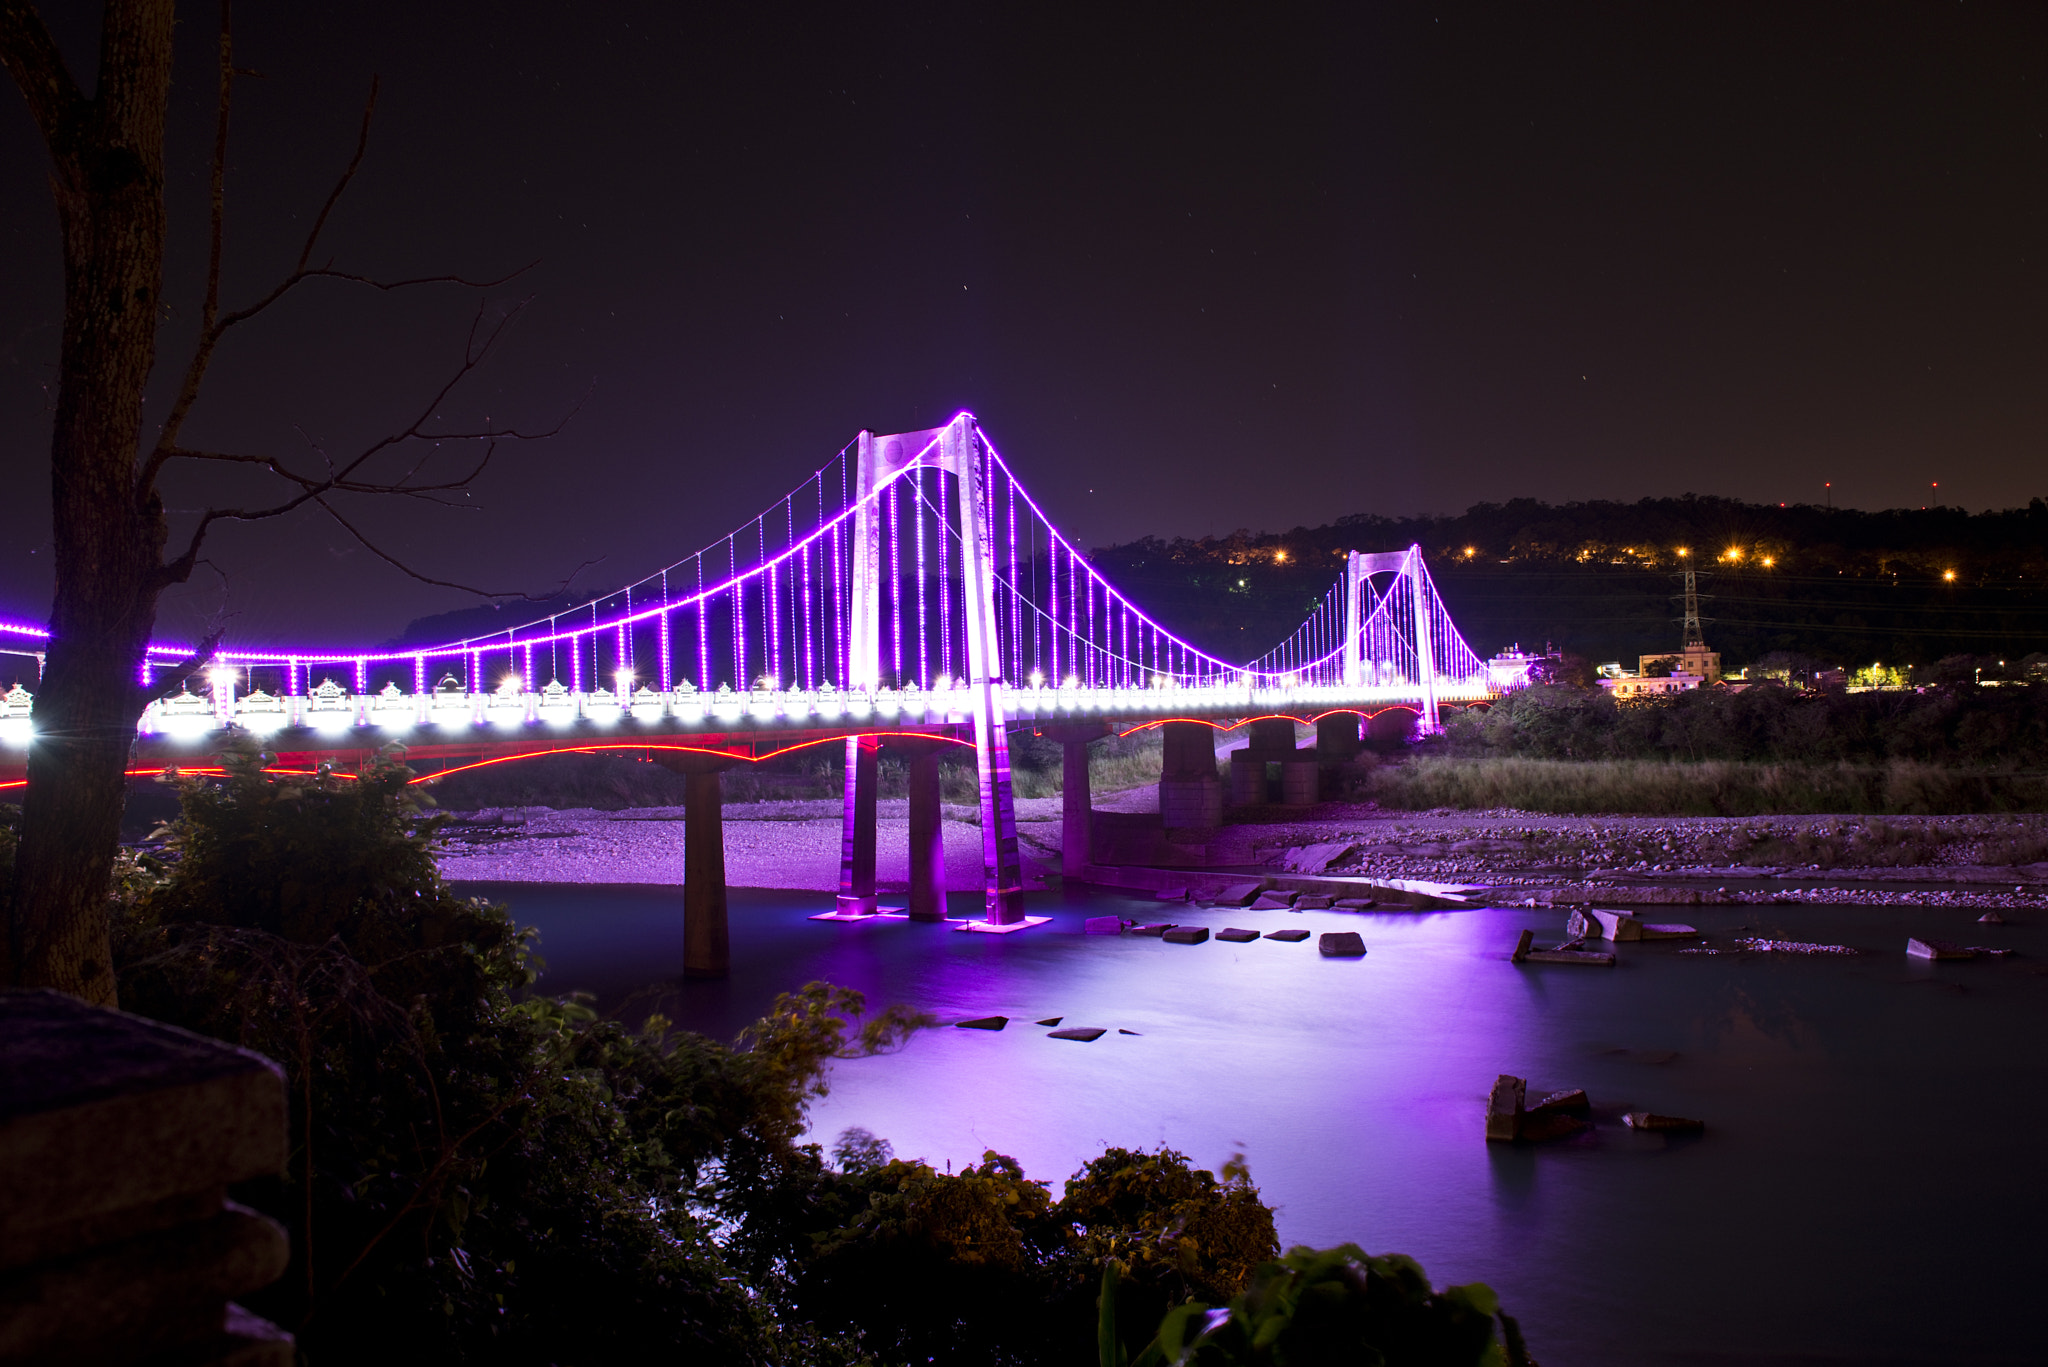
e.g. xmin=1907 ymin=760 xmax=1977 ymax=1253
xmin=1105 ymin=1244 xmax=1531 ymax=1367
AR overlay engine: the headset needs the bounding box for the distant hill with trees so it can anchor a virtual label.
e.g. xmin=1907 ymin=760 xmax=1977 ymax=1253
xmin=1090 ymin=495 xmax=2048 ymax=671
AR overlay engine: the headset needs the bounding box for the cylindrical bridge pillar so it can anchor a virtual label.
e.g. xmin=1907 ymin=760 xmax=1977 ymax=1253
xmin=653 ymin=751 xmax=737 ymax=980
xmin=683 ymin=766 xmax=731 ymax=979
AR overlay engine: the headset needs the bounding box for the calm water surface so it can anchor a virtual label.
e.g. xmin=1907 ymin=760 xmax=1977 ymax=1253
xmin=454 ymin=880 xmax=2048 ymax=1366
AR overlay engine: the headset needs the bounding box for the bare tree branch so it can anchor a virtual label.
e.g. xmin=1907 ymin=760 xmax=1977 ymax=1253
xmin=140 ymin=628 xmax=228 ymax=710
xmin=140 ymin=58 xmax=539 ymax=493
xmin=313 ymin=498 xmax=601 ymax=602
xmin=150 ymin=298 xmax=583 ymax=591
xmin=0 ymin=1 xmax=86 ymax=158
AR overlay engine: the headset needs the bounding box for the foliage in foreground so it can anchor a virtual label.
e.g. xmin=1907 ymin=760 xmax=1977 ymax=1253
xmin=1102 ymin=1245 xmax=1530 ymax=1367
xmin=92 ymin=747 xmax=1528 ymax=1363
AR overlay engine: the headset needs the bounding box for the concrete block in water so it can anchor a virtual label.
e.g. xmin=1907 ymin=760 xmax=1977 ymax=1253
xmin=1640 ymin=923 xmax=1698 ymax=940
xmin=1624 ymin=1112 xmax=1705 ymax=1134
xmin=1083 ymin=916 xmax=1125 ymax=935
xmin=1524 ymin=947 xmax=1616 ymax=966
xmin=955 ymin=1016 xmax=1008 ymax=1030
xmin=1333 ymin=897 xmax=1377 ymax=911
xmin=1907 ymin=937 xmax=1975 ymax=961
xmin=1264 ymin=929 xmax=1311 ymax=942
xmin=1214 ymin=883 xmax=1264 ymax=907
xmin=1529 ymin=1088 xmax=1590 ymax=1115
xmin=1318 ymin=931 xmax=1366 ymax=957
xmin=1162 ymin=926 xmax=1210 ymax=945
xmin=1130 ymin=923 xmax=1175 ymax=937
xmin=1215 ymin=928 xmax=1260 ymax=943
xmin=1048 ymin=1027 xmax=1107 ymax=1042
xmin=1293 ymin=895 xmax=1334 ymax=910
xmin=1588 ymin=909 xmax=1643 ymax=941
xmin=1486 ymin=1074 xmax=1526 ymax=1142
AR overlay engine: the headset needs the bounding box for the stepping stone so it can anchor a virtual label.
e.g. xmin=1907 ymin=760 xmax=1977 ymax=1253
xmin=1264 ymin=929 xmax=1311 ymax=942
xmin=1162 ymin=926 xmax=1210 ymax=945
xmin=1084 ymin=916 xmax=1125 ymax=935
xmin=1214 ymin=928 xmax=1260 ymax=943
xmin=1214 ymin=883 xmax=1264 ymax=907
xmin=1333 ymin=898 xmax=1376 ymax=911
xmin=1640 ymin=923 xmax=1698 ymax=940
xmin=956 ymin=1016 xmax=1008 ymax=1030
xmin=1036 ymin=1017 xmax=1062 ymax=1026
xmin=1118 ymin=1028 xmax=1141 ymax=1035
xmin=1251 ymin=893 xmax=1297 ymax=910
xmin=1907 ymin=937 xmax=1976 ymax=961
xmin=1511 ymin=928 xmax=1536 ymax=962
xmin=1130 ymin=923 xmax=1175 ymax=937
xmin=1624 ymin=1112 xmax=1705 ymax=1134
xmin=1978 ymin=911 xmax=2005 ymax=924
xmin=1485 ymin=1074 xmax=1525 ymax=1142
xmin=1318 ymin=932 xmax=1366 ymax=957
xmin=1528 ymin=1088 xmax=1590 ymax=1115
xmin=1048 ymin=1027 xmax=1106 ymax=1042
xmin=1294 ymin=895 xmax=1334 ymax=910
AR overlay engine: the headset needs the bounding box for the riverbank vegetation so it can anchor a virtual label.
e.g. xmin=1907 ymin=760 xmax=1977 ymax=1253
xmin=1346 ymin=680 xmax=2048 ymax=815
xmin=24 ymin=751 xmax=1527 ymax=1364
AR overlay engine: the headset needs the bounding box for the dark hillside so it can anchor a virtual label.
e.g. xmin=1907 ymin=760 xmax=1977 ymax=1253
xmin=1091 ymin=496 xmax=2048 ymax=668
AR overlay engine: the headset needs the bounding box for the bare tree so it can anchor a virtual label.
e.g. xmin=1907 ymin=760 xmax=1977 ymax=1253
xmin=1 ymin=0 xmax=562 ymax=1003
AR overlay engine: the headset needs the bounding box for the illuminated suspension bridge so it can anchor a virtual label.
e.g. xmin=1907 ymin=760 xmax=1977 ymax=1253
xmin=0 ymin=414 xmax=1499 ymax=965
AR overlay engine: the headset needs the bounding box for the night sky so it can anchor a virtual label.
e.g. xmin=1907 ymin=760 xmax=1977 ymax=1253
xmin=1 ymin=2 xmax=2041 ymax=648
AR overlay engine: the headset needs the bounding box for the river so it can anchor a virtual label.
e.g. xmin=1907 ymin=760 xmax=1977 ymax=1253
xmin=453 ymin=880 xmax=2047 ymax=1366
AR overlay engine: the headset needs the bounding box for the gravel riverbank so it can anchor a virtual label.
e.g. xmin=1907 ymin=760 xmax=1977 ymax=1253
xmin=436 ymin=790 xmax=2048 ymax=912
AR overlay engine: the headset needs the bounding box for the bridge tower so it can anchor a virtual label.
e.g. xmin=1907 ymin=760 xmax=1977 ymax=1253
xmin=1344 ymin=545 xmax=1440 ymax=735
xmin=837 ymin=414 xmax=1029 ymax=927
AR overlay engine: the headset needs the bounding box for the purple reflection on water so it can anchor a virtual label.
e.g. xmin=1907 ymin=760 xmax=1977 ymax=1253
xmin=459 ymin=881 xmax=2048 ymax=1367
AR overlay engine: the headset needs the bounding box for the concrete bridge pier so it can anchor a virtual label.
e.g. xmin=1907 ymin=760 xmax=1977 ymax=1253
xmin=1158 ymin=720 xmax=1223 ymax=829
xmin=1040 ymin=721 xmax=1109 ymax=877
xmin=836 ymin=735 xmax=880 ymax=915
xmin=1316 ymin=712 xmax=1361 ymax=799
xmin=653 ymin=751 xmax=736 ymax=979
xmin=889 ymin=736 xmax=951 ymax=921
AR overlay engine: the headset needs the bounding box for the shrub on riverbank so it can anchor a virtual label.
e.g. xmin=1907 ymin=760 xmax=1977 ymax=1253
xmin=1356 ymin=756 xmax=2048 ymax=815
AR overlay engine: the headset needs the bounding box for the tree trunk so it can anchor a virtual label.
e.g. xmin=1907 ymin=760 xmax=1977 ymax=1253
xmin=4 ymin=0 xmax=177 ymax=1004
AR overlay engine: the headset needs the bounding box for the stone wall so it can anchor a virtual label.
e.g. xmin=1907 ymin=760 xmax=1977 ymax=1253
xmin=0 ymin=989 xmax=293 ymax=1364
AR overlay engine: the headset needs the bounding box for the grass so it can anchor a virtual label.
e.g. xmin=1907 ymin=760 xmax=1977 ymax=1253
xmin=1353 ymin=757 xmax=2048 ymax=817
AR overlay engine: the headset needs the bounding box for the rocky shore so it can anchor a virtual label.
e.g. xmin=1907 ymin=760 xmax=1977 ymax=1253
xmin=435 ymin=791 xmax=2048 ymax=913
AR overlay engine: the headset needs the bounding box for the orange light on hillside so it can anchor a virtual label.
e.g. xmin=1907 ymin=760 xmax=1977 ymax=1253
xmin=1274 ymin=549 xmax=1287 ymax=563
xmin=1761 ymin=556 xmax=1775 ymax=568
xmin=1676 ymin=547 xmax=1690 ymax=558
xmin=1943 ymin=569 xmax=1957 ymax=582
